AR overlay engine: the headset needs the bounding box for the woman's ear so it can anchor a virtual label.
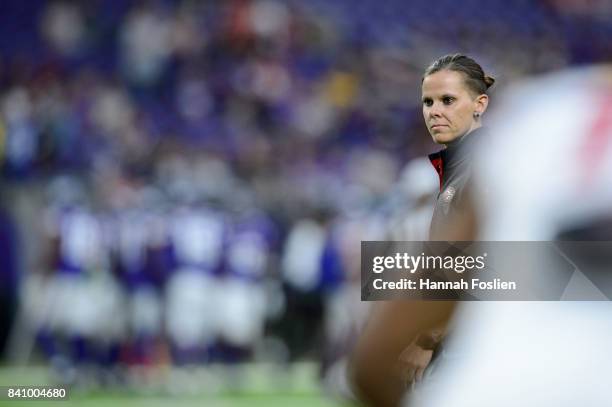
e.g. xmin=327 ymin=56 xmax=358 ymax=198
xmin=475 ymin=94 xmax=489 ymax=116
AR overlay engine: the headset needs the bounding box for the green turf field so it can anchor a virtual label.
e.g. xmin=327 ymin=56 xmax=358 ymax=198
xmin=0 ymin=364 xmax=352 ymax=407
xmin=0 ymin=394 xmax=343 ymax=407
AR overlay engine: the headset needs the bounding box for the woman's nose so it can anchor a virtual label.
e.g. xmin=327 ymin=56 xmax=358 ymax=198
xmin=428 ymin=105 xmax=442 ymax=117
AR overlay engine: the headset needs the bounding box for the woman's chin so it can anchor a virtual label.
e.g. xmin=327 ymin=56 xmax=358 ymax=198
xmin=432 ymin=132 xmax=458 ymax=145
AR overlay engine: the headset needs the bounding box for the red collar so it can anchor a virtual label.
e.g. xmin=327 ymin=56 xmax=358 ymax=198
xmin=428 ymin=151 xmax=444 ymax=191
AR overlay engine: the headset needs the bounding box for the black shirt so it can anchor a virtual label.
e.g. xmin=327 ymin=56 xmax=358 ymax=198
xmin=428 ymin=128 xmax=484 ymax=240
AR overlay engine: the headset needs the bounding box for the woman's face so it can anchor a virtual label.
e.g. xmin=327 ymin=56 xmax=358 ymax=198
xmin=421 ymin=70 xmax=485 ymax=145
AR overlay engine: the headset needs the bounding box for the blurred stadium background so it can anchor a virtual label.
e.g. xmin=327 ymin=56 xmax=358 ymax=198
xmin=0 ymin=0 xmax=610 ymax=405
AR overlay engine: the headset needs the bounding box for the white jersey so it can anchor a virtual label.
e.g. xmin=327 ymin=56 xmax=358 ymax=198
xmin=410 ymin=67 xmax=612 ymax=407
xmin=477 ymin=67 xmax=612 ymax=241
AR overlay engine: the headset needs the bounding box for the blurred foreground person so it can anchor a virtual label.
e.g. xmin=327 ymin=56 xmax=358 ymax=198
xmin=351 ymin=66 xmax=612 ymax=406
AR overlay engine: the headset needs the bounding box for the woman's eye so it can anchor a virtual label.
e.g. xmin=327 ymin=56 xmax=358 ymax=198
xmin=443 ymin=97 xmax=454 ymax=105
xmin=423 ymin=99 xmax=433 ymax=107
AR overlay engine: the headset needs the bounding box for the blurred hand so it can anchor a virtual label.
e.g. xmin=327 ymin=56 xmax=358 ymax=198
xmin=398 ymin=342 xmax=433 ymax=387
xmin=398 ymin=327 xmax=444 ymax=388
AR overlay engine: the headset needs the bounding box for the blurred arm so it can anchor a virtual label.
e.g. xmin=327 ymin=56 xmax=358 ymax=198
xmin=349 ymin=300 xmax=456 ymax=407
xmin=349 ymin=188 xmax=478 ymax=406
